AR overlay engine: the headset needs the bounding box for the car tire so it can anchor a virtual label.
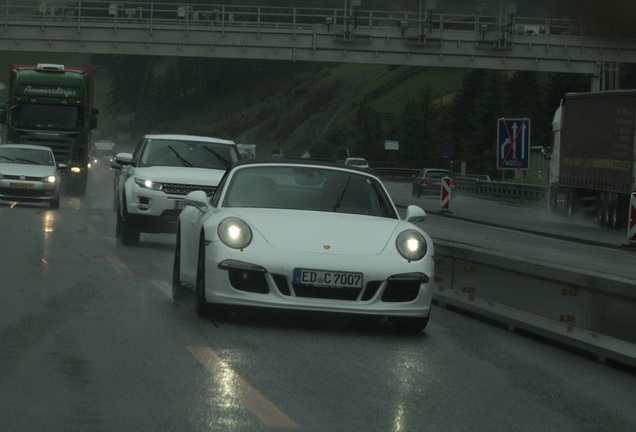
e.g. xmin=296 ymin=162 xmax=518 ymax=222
xmin=172 ymin=226 xmax=184 ymax=302
xmin=391 ymin=314 xmax=430 ymax=333
xmin=116 ymin=195 xmax=140 ymax=246
xmin=50 ymin=195 xmax=60 ymax=209
xmin=113 ymin=188 xmax=119 ymax=211
xmin=194 ymin=231 xmax=209 ymax=318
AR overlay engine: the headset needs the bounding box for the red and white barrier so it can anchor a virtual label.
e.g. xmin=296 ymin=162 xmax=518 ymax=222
xmin=440 ymin=177 xmax=452 ymax=213
xmin=628 ymin=193 xmax=636 ymax=244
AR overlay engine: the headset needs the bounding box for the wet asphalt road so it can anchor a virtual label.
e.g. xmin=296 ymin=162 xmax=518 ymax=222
xmin=1 ymin=165 xmax=635 ymax=432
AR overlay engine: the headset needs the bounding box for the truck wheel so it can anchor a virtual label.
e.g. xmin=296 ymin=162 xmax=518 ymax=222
xmin=615 ymin=195 xmax=629 ymax=230
xmin=597 ymin=193 xmax=608 ymax=227
xmin=606 ymin=195 xmax=618 ymax=229
xmin=566 ymin=191 xmax=576 ymax=218
xmin=548 ymin=188 xmax=558 ymax=212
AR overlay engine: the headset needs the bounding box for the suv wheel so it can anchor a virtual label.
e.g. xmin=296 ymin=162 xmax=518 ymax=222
xmin=116 ymin=195 xmax=140 ymax=246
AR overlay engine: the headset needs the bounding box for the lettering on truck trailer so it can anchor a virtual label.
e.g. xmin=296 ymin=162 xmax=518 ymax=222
xmin=22 ymin=85 xmax=79 ymax=98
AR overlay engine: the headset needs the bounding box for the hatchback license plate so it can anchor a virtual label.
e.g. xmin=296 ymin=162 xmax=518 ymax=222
xmin=11 ymin=182 xmax=33 ymax=189
xmin=293 ymin=268 xmax=362 ymax=289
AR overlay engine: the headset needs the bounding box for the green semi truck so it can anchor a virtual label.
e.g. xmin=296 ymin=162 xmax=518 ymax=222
xmin=0 ymin=63 xmax=98 ymax=195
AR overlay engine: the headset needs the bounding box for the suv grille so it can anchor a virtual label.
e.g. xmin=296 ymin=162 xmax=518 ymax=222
xmin=163 ymin=183 xmax=217 ymax=196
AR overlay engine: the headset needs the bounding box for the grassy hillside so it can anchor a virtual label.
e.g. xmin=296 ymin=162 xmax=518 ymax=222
xmin=0 ymin=52 xmax=464 ymax=161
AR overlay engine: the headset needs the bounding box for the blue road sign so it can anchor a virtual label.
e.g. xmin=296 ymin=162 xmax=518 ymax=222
xmin=497 ymin=118 xmax=531 ymax=170
xmin=439 ymin=142 xmax=455 ymax=159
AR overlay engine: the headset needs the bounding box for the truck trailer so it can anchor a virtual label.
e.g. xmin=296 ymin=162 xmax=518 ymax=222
xmin=543 ymin=90 xmax=636 ymax=229
xmin=0 ymin=63 xmax=98 ymax=195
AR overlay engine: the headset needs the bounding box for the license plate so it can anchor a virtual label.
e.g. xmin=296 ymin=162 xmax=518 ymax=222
xmin=11 ymin=183 xmax=33 ymax=189
xmin=293 ymin=268 xmax=363 ymax=289
xmin=174 ymin=200 xmax=184 ymax=210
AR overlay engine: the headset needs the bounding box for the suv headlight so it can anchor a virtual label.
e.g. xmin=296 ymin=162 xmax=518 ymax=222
xmin=134 ymin=178 xmax=163 ymax=191
xmin=218 ymin=217 xmax=252 ymax=249
xmin=396 ymin=229 xmax=427 ymax=261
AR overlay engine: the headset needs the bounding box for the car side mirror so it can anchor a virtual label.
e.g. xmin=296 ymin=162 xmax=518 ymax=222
xmin=114 ymin=152 xmax=133 ymax=166
xmin=405 ymin=205 xmax=427 ymax=223
xmin=184 ymin=190 xmax=210 ymax=213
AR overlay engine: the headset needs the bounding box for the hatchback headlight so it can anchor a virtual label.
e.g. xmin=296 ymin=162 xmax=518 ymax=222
xmin=218 ymin=217 xmax=252 ymax=249
xmin=42 ymin=175 xmax=57 ymax=184
xmin=134 ymin=178 xmax=163 ymax=191
xmin=396 ymin=229 xmax=427 ymax=261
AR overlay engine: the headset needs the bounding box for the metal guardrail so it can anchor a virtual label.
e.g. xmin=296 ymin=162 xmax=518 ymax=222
xmin=372 ymin=168 xmax=548 ymax=201
xmin=434 ymin=241 xmax=636 ymax=368
xmin=455 ymin=178 xmax=548 ymax=200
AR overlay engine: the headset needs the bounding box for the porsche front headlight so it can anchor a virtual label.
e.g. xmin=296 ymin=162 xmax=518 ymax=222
xmin=218 ymin=217 xmax=252 ymax=249
xmin=134 ymin=178 xmax=163 ymax=191
xmin=396 ymin=229 xmax=427 ymax=261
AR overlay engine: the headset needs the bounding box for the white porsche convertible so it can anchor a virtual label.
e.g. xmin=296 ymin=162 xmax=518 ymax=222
xmin=172 ymin=160 xmax=435 ymax=332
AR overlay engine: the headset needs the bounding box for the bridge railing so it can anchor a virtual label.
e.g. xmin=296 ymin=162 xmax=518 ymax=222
xmin=1 ymin=0 xmax=598 ymax=41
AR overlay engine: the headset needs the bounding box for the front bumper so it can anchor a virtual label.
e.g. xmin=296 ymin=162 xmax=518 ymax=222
xmin=0 ymin=178 xmax=59 ymax=202
xmin=205 ymin=252 xmax=434 ymax=318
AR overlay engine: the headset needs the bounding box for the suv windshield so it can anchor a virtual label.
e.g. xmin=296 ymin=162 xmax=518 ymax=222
xmin=140 ymin=139 xmax=238 ymax=169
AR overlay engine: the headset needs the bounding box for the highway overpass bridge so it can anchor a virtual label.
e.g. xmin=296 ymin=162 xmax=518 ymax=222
xmin=2 ymin=1 xmax=636 ymax=90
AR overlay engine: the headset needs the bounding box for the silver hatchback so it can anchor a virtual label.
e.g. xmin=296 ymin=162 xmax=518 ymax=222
xmin=0 ymin=144 xmax=65 ymax=208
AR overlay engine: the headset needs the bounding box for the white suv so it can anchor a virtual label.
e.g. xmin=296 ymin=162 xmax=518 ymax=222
xmin=114 ymin=134 xmax=239 ymax=245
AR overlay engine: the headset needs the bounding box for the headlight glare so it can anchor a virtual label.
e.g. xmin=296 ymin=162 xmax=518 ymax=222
xmin=42 ymin=175 xmax=57 ymax=183
xmin=396 ymin=229 xmax=427 ymax=261
xmin=218 ymin=217 xmax=252 ymax=249
xmin=134 ymin=178 xmax=163 ymax=191
xmin=70 ymin=166 xmax=82 ymax=173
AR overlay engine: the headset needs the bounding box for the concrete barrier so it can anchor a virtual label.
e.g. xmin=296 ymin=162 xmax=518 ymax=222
xmin=433 ymin=240 xmax=636 ymax=368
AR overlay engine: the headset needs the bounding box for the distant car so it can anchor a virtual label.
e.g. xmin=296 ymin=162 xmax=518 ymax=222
xmin=344 ymin=157 xmax=369 ymax=169
xmin=0 ymin=144 xmax=64 ymax=208
xmin=91 ymin=140 xmax=116 ymax=166
xmin=113 ymin=134 xmax=240 ymax=245
xmin=172 ymin=159 xmax=435 ymax=332
xmin=412 ymin=168 xmax=455 ymax=197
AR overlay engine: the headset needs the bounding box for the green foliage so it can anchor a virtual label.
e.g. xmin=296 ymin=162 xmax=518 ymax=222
xmin=89 ymin=54 xmax=599 ymax=176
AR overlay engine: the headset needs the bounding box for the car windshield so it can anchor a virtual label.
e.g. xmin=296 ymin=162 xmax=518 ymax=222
xmin=426 ymin=170 xmax=451 ymax=179
xmin=0 ymin=147 xmax=54 ymax=166
xmin=222 ymin=165 xmax=397 ymax=218
xmin=139 ymin=139 xmax=238 ymax=169
xmin=347 ymin=159 xmax=367 ymax=166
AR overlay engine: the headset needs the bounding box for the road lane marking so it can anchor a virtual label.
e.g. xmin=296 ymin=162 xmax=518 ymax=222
xmin=187 ymin=345 xmax=299 ymax=429
xmin=153 ymin=280 xmax=173 ymax=298
xmin=106 ymin=256 xmax=134 ymax=276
